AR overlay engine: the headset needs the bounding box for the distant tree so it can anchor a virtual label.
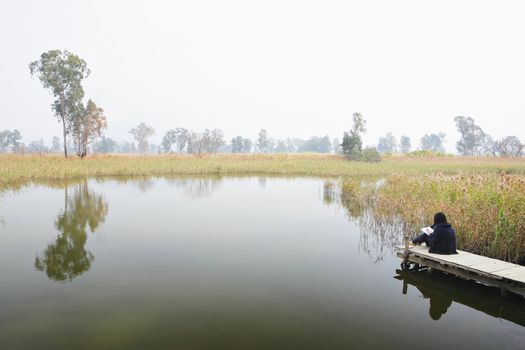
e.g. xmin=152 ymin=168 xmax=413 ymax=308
xmin=71 ymin=99 xmax=107 ymax=158
xmin=495 ymin=136 xmax=524 ymax=157
xmin=50 ymin=136 xmax=62 ymax=153
xmin=318 ymin=135 xmax=332 ymax=153
xmin=129 ymin=123 xmax=155 ymax=153
xmin=26 ymin=139 xmax=48 ymax=154
xmin=161 ymin=130 xmax=177 ymax=153
xmin=420 ymin=133 xmax=446 ymax=153
xmin=454 ymin=116 xmax=486 ymax=156
xmin=0 ymin=132 xmax=6 ymax=152
xmin=274 ymin=139 xmax=288 ymax=153
xmin=286 ymin=138 xmax=304 ymax=152
xmin=118 ymin=141 xmax=133 ymax=153
xmin=332 ymin=138 xmax=341 ymax=154
xmin=298 ymin=135 xmax=332 ymax=153
xmin=257 ymin=129 xmax=269 ymax=153
xmin=217 ymin=143 xmax=232 ymax=153
xmin=272 ymin=138 xmax=302 ymax=153
xmin=231 ymin=136 xmax=244 ymax=153
xmin=0 ymin=129 xmax=22 ymax=153
xmin=187 ymin=131 xmax=205 ymax=156
xmin=267 ymin=138 xmax=276 ymax=153
xmin=242 ymin=138 xmax=253 ymax=153
xmin=399 ymin=135 xmax=411 ymax=153
xmin=163 ymin=127 xmax=190 ymax=153
xmin=207 ymin=129 xmax=225 ymax=153
xmin=377 ymin=132 xmax=397 ymax=154
xmin=93 ymin=137 xmax=117 ymax=153
xmin=341 ymin=112 xmax=366 ymax=159
xmin=150 ymin=143 xmax=160 ymax=154
xmin=174 ymin=127 xmax=190 ymax=153
xmin=479 ymin=134 xmax=498 ymax=156
xmin=29 ymin=50 xmax=90 ymax=158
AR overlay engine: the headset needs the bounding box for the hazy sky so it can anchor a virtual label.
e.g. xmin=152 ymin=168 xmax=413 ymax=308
xmin=1 ymin=0 xmax=524 ymax=151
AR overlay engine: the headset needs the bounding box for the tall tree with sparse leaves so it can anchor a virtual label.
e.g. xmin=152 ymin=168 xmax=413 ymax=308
xmin=257 ymin=129 xmax=269 ymax=153
xmin=29 ymin=50 xmax=90 ymax=158
xmin=454 ymin=116 xmax=486 ymax=156
xmin=71 ymin=100 xmax=107 ymax=158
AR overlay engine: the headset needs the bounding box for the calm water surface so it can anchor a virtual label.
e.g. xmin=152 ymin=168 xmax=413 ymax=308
xmin=0 ymin=177 xmax=524 ymax=349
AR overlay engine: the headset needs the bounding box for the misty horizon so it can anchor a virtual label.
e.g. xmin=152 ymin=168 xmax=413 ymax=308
xmin=1 ymin=0 xmax=524 ymax=153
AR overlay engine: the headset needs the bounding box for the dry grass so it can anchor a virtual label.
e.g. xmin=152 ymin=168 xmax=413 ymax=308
xmin=334 ymin=173 xmax=525 ymax=263
xmin=1 ymin=153 xmax=525 ymax=190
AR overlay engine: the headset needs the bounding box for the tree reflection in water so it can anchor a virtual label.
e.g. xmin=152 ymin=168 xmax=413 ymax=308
xmin=322 ymin=179 xmax=404 ymax=263
xmin=166 ymin=176 xmax=223 ymax=199
xmin=34 ymin=181 xmax=108 ymax=282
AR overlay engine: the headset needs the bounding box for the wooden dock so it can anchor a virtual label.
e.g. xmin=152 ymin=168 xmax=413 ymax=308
xmin=397 ymin=244 xmax=525 ymax=298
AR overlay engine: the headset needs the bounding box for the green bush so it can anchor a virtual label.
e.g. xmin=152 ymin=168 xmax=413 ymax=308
xmin=361 ymin=147 xmax=381 ymax=162
xmin=407 ymin=150 xmax=448 ymax=158
xmin=344 ymin=147 xmax=381 ymax=162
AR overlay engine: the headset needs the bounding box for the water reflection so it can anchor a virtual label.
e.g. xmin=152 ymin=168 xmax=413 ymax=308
xmin=322 ymin=179 xmax=403 ymax=263
xmin=166 ymin=176 xmax=223 ymax=199
xmin=134 ymin=178 xmax=155 ymax=193
xmin=34 ymin=181 xmax=108 ymax=282
xmin=395 ymin=269 xmax=525 ymax=325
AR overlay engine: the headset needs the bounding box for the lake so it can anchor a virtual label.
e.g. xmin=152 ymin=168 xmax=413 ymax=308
xmin=1 ymin=177 xmax=524 ymax=349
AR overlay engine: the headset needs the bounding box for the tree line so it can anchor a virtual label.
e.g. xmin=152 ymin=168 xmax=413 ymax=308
xmin=0 ymin=125 xmax=337 ymax=155
xmin=373 ymin=116 xmax=523 ymax=157
xmin=3 ymin=49 xmax=523 ymax=158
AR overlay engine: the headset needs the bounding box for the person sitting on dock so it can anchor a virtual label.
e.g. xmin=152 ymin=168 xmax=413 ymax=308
xmin=412 ymin=212 xmax=458 ymax=255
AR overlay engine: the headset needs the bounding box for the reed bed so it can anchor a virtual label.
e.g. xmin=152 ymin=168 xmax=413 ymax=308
xmin=2 ymin=153 xmax=525 ymax=190
xmin=370 ymin=173 xmax=525 ymax=263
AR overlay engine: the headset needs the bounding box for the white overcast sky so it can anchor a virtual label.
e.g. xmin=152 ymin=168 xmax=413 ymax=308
xmin=0 ymin=0 xmax=524 ymax=151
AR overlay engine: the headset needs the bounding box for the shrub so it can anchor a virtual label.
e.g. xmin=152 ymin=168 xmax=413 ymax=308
xmin=361 ymin=147 xmax=381 ymax=162
xmin=344 ymin=147 xmax=381 ymax=162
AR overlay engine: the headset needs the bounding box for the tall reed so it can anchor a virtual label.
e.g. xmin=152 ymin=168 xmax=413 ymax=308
xmin=371 ymin=173 xmax=525 ymax=263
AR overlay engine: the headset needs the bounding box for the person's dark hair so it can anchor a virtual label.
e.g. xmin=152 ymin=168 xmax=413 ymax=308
xmin=434 ymin=212 xmax=447 ymax=225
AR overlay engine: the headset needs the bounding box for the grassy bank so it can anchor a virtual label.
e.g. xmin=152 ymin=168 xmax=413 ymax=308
xmin=2 ymin=153 xmax=525 ymax=189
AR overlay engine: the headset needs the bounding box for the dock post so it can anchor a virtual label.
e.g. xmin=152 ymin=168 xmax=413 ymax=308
xmin=403 ymin=222 xmax=411 ymax=258
xmin=401 ymin=223 xmax=411 ymax=270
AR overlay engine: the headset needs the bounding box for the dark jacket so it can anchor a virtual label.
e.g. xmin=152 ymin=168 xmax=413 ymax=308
xmin=429 ymin=223 xmax=457 ymax=254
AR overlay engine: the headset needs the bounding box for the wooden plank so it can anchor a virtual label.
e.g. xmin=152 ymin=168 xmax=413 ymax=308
xmin=399 ymin=253 xmax=525 ymax=298
xmin=442 ymin=254 xmax=489 ymax=266
xmin=469 ymin=260 xmax=518 ymax=273
xmin=494 ymin=267 xmax=525 ymax=283
xmin=395 ymin=245 xmax=525 ymax=291
xmin=407 ymin=247 xmax=488 ymax=267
